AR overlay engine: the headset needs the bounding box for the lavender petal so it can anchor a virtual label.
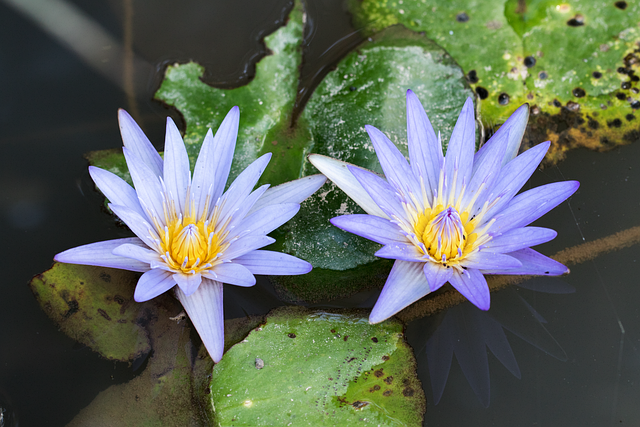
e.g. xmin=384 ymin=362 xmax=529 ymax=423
xmin=449 ymin=268 xmax=490 ymax=310
xmin=54 ymin=238 xmax=150 ymax=272
xmin=233 ymin=250 xmax=312 ymax=275
xmin=175 ymin=278 xmax=225 ymax=362
xmin=330 ymin=214 xmax=406 ymax=245
xmin=134 ymin=269 xmax=175 ymax=302
xmin=369 ymin=260 xmax=431 ymax=324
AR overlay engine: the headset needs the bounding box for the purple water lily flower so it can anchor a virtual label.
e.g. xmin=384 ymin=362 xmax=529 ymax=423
xmin=308 ymin=90 xmax=579 ymax=323
xmin=55 ymin=106 xmax=326 ymax=362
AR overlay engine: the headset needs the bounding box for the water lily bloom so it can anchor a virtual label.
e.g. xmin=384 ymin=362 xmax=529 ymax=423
xmin=309 ymin=90 xmax=579 ymax=323
xmin=55 ymin=106 xmax=326 ymax=362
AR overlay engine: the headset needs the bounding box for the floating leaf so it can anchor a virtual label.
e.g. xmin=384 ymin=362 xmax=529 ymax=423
xmin=210 ymin=307 xmax=425 ymax=426
xmin=29 ymin=263 xmax=149 ymax=361
xmin=349 ymin=0 xmax=640 ymax=163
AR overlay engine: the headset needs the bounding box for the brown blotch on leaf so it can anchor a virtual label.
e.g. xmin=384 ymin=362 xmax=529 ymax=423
xmin=403 ymin=387 xmax=415 ymax=397
xmin=374 ymin=369 xmax=384 ymax=378
xmin=288 ymin=333 xmax=296 ymax=338
xmin=383 ymin=390 xmax=393 ymax=397
xmin=352 ymin=401 xmax=368 ymax=409
xmin=384 ymin=376 xmax=394 ymax=384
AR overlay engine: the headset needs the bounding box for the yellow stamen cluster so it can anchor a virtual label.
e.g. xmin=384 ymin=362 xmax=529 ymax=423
xmin=412 ymin=205 xmax=479 ymax=264
xmin=152 ymin=193 xmax=231 ymax=274
xmin=395 ymin=167 xmax=496 ymax=268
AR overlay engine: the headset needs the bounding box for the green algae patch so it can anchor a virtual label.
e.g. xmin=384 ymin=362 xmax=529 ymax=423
xmin=29 ymin=262 xmax=149 ymax=361
xmin=349 ymin=0 xmax=640 ymax=162
xmin=209 ymin=307 xmax=425 ymax=426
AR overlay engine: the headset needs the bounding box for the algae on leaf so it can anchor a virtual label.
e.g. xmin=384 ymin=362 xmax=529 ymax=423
xmin=350 ymin=0 xmax=640 ymax=162
xmin=210 ymin=307 xmax=425 ymax=426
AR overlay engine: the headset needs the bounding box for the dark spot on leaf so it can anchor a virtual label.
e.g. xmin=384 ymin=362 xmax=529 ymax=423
xmin=616 ymin=92 xmax=627 ymax=100
xmin=538 ymin=71 xmax=548 ymax=79
xmin=382 ymin=355 xmax=390 ymax=361
xmin=631 ymin=101 xmax=640 ymax=109
xmin=566 ymin=101 xmax=580 ymax=112
xmin=403 ymin=387 xmax=415 ymax=397
xmin=371 ymin=337 xmax=378 ymax=343
xmin=384 ymin=376 xmax=394 ymax=384
xmin=614 ymin=1 xmax=627 ymax=9
xmin=99 ymin=272 xmax=111 ymax=283
xmin=466 ymin=69 xmax=478 ymax=84
xmin=288 ymin=333 xmax=296 ymax=338
xmin=592 ymin=71 xmax=602 ymax=79
xmin=553 ymin=99 xmax=562 ymax=107
xmin=330 ymin=329 xmax=336 ymax=333
xmin=352 ymin=400 xmax=368 ymax=409
xmin=567 ymin=14 xmax=584 ymax=26
xmin=618 ymin=67 xmax=630 ymax=74
xmin=498 ymin=93 xmax=510 ymax=105
xmin=588 ymin=117 xmax=599 ymax=129
xmin=524 ymin=56 xmax=536 ymax=67
xmin=328 ymin=377 xmax=333 ymax=381
xmin=343 ymin=335 xmax=348 ymax=341
xmin=370 ymin=385 xmax=381 ymax=392
xmin=456 ymin=12 xmax=469 ymax=22
xmin=347 ymin=357 xmax=356 ymax=363
xmin=626 ymin=114 xmax=635 ymax=121
xmin=97 ymin=308 xmax=112 ymax=321
xmin=621 ymin=81 xmax=631 ymax=90
xmin=63 ymin=299 xmax=79 ymax=319
xmin=349 ymin=86 xmax=356 ymax=91
xmin=607 ymin=118 xmax=622 ymax=128
xmin=383 ymin=390 xmax=393 ymax=397
xmin=374 ymin=369 xmax=384 ymax=378
xmin=114 ymin=294 xmax=125 ymax=305
xmin=117 ymin=319 xmax=127 ymax=324
xmin=572 ymin=87 xmax=586 ymax=97
xmin=632 ymin=75 xmax=640 ymax=82
xmin=475 ymin=86 xmax=489 ymax=99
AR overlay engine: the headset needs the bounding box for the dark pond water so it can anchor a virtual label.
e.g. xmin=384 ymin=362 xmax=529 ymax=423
xmin=1 ymin=0 xmax=639 ymax=425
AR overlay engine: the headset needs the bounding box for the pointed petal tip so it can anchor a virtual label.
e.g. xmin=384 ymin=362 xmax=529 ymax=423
xmin=118 ymin=108 xmax=133 ymax=121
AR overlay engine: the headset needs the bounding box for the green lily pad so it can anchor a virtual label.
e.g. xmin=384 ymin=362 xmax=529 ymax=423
xmin=29 ymin=263 xmax=149 ymax=361
xmin=210 ymin=307 xmax=425 ymax=426
xmin=86 ymin=2 xmax=471 ymax=302
xmin=349 ymin=0 xmax=640 ymax=163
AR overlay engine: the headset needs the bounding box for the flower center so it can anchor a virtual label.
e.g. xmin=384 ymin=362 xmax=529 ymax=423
xmin=412 ymin=205 xmax=478 ymax=265
xmin=151 ymin=194 xmax=231 ymax=274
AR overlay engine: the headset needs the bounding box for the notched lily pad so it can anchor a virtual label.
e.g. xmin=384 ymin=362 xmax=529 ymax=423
xmin=210 ymin=307 xmax=425 ymax=426
xmin=29 ymin=262 xmax=149 ymax=361
xmin=349 ymin=0 xmax=640 ymax=162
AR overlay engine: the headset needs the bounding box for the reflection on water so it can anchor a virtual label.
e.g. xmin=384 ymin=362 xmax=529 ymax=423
xmin=407 ymin=278 xmax=574 ymax=407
